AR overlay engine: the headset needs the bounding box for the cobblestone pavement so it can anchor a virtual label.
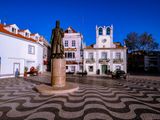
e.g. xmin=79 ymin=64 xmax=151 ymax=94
xmin=0 ymin=75 xmax=160 ymax=120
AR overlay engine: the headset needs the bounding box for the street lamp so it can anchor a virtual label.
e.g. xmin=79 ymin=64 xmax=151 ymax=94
xmin=80 ymin=36 xmax=84 ymax=76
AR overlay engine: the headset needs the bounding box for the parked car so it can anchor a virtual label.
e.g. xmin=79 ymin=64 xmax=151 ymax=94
xmin=77 ymin=71 xmax=87 ymax=76
xmin=66 ymin=71 xmax=75 ymax=75
xmin=112 ymin=70 xmax=127 ymax=79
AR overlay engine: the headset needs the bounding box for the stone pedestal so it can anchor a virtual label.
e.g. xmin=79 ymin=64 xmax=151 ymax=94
xmin=51 ymin=59 xmax=66 ymax=87
xmin=36 ymin=58 xmax=79 ymax=95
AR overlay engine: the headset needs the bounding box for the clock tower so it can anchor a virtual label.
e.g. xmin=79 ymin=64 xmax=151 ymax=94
xmin=95 ymin=25 xmax=113 ymax=48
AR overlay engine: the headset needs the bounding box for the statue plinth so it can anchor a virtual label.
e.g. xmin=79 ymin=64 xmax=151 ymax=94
xmin=51 ymin=58 xmax=66 ymax=87
xmin=36 ymin=57 xmax=79 ymax=95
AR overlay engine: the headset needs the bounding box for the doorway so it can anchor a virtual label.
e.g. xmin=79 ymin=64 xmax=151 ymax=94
xmin=13 ymin=63 xmax=20 ymax=75
xmin=101 ymin=65 xmax=107 ymax=74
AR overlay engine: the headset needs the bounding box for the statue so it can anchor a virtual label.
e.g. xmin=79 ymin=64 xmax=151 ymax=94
xmin=51 ymin=20 xmax=64 ymax=59
xmin=35 ymin=20 xmax=79 ymax=94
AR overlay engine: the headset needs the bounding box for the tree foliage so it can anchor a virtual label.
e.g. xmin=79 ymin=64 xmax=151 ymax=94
xmin=124 ymin=32 xmax=159 ymax=52
xmin=124 ymin=32 xmax=139 ymax=52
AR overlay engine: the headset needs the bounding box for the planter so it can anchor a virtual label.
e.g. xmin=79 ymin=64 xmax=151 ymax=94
xmin=24 ymin=72 xmax=27 ymax=77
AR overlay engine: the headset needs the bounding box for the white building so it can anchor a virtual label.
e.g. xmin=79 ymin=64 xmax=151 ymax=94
xmin=63 ymin=27 xmax=83 ymax=73
xmin=84 ymin=25 xmax=127 ymax=75
xmin=0 ymin=23 xmax=48 ymax=78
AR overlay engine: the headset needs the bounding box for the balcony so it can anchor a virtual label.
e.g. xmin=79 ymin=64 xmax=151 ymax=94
xmin=65 ymin=58 xmax=76 ymax=61
xmin=113 ymin=58 xmax=123 ymax=63
xmin=99 ymin=58 xmax=110 ymax=64
xmin=85 ymin=58 xmax=95 ymax=64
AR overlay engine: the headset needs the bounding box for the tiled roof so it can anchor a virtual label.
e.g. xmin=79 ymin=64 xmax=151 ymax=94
xmin=84 ymin=48 xmax=127 ymax=50
xmin=85 ymin=44 xmax=94 ymax=49
xmin=64 ymin=26 xmax=77 ymax=33
xmin=18 ymin=30 xmax=26 ymax=32
xmin=0 ymin=24 xmax=37 ymax=42
xmin=18 ymin=29 xmax=30 ymax=32
xmin=113 ymin=42 xmax=125 ymax=48
xmin=39 ymin=36 xmax=44 ymax=42
xmin=85 ymin=42 xmax=126 ymax=49
xmin=5 ymin=24 xmax=15 ymax=27
xmin=30 ymin=33 xmax=39 ymax=36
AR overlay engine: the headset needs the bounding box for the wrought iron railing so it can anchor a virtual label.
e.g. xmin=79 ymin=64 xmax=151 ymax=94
xmin=99 ymin=58 xmax=110 ymax=63
xmin=85 ymin=58 xmax=95 ymax=63
xmin=113 ymin=58 xmax=123 ymax=63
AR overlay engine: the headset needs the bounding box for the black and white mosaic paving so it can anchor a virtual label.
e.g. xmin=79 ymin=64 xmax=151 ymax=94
xmin=0 ymin=76 xmax=160 ymax=120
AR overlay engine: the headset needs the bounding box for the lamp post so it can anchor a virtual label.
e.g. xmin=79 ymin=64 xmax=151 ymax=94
xmin=80 ymin=36 xmax=84 ymax=76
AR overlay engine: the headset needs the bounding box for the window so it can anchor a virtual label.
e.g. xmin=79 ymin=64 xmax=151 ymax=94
xmin=71 ymin=66 xmax=75 ymax=71
xmin=107 ymin=27 xmax=110 ymax=35
xmin=35 ymin=36 xmax=39 ymax=40
xmin=88 ymin=66 xmax=93 ymax=72
xmin=65 ymin=40 xmax=68 ymax=47
xmin=68 ymin=52 xmax=72 ymax=58
xmin=12 ymin=28 xmax=16 ymax=33
xmin=99 ymin=28 xmax=103 ymax=35
xmin=25 ymin=32 xmax=29 ymax=37
xmin=73 ymin=52 xmax=75 ymax=58
xmin=101 ymin=52 xmax=107 ymax=59
xmin=65 ymin=52 xmax=67 ymax=58
xmin=72 ymin=40 xmax=76 ymax=47
xmin=116 ymin=66 xmax=121 ymax=70
xmin=68 ymin=29 xmax=72 ymax=33
xmin=65 ymin=52 xmax=75 ymax=58
xmin=116 ymin=52 xmax=121 ymax=59
xmin=88 ymin=52 xmax=94 ymax=59
xmin=28 ymin=45 xmax=35 ymax=54
xmin=66 ymin=66 xmax=68 ymax=69
xmin=80 ymin=50 xmax=83 ymax=57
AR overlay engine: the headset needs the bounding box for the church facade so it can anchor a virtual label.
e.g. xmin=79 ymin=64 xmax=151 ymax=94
xmin=83 ymin=25 xmax=127 ymax=75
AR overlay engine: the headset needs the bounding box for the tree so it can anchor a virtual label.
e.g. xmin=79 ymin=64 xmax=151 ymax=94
xmin=124 ymin=32 xmax=139 ymax=52
xmin=139 ymin=32 xmax=159 ymax=51
xmin=124 ymin=32 xmax=159 ymax=52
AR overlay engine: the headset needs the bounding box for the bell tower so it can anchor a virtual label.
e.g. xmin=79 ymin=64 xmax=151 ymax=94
xmin=95 ymin=25 xmax=113 ymax=48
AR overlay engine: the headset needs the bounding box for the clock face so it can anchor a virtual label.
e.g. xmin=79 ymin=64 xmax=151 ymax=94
xmin=102 ymin=39 xmax=107 ymax=43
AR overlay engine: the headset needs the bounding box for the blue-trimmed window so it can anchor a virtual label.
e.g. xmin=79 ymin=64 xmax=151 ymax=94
xmin=99 ymin=28 xmax=103 ymax=35
xmin=107 ymin=27 xmax=110 ymax=35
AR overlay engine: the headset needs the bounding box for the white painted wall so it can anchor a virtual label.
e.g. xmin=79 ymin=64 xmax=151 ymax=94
xmin=36 ymin=44 xmax=44 ymax=72
xmin=84 ymin=48 xmax=127 ymax=75
xmin=0 ymin=32 xmax=44 ymax=78
xmin=63 ymin=31 xmax=83 ymax=73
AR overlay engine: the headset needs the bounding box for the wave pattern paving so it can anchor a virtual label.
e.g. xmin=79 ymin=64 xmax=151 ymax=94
xmin=0 ymin=77 xmax=160 ymax=120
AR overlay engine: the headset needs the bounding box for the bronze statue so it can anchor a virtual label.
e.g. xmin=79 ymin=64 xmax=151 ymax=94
xmin=51 ymin=20 xmax=64 ymax=59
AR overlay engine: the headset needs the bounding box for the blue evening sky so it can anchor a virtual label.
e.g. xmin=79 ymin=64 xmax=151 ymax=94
xmin=0 ymin=0 xmax=160 ymax=46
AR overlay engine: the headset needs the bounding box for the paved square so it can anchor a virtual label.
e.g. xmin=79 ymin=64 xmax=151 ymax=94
xmin=0 ymin=75 xmax=160 ymax=120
